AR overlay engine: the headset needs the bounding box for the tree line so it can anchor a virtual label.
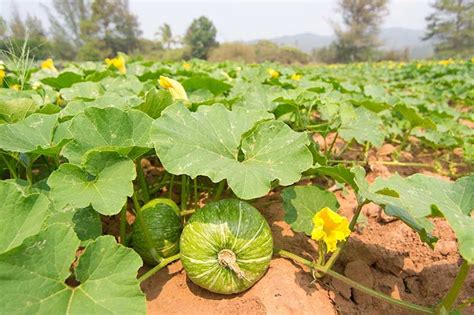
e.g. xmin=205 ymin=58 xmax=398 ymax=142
xmin=0 ymin=0 xmax=472 ymax=63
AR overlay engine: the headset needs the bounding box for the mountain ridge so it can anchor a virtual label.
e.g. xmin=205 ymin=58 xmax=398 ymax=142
xmin=247 ymin=27 xmax=434 ymax=59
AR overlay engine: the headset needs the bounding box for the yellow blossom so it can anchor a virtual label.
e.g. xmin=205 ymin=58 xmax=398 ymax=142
xmin=471 ymin=57 xmax=474 ymax=63
xmin=183 ymin=62 xmax=191 ymax=71
xmin=159 ymin=76 xmax=188 ymax=101
xmin=105 ymin=56 xmax=126 ymax=74
xmin=0 ymin=69 xmax=4 ymax=83
xmin=291 ymin=73 xmax=302 ymax=81
xmin=311 ymin=207 xmax=351 ymax=252
xmin=438 ymin=58 xmax=453 ymax=66
xmin=32 ymin=81 xmax=42 ymax=90
xmin=10 ymin=84 xmax=20 ymax=91
xmin=267 ymin=68 xmax=280 ymax=78
xmin=41 ymin=58 xmax=57 ymax=72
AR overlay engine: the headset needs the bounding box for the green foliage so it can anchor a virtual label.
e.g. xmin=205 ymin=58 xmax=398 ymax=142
xmin=332 ymin=0 xmax=389 ymax=62
xmin=0 ymin=224 xmax=146 ymax=314
xmin=282 ymin=185 xmax=340 ymax=235
xmin=424 ymin=0 xmax=474 ymax=58
xmin=184 ymin=16 xmax=218 ymax=59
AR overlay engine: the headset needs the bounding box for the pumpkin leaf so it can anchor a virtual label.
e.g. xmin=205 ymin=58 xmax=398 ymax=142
xmin=0 ymin=180 xmax=51 ymax=254
xmin=182 ymin=76 xmax=232 ymax=96
xmin=134 ymin=88 xmax=173 ymax=119
xmin=369 ymin=173 xmax=474 ymax=263
xmin=62 ymin=107 xmax=153 ymax=163
xmin=0 ymin=113 xmax=70 ymax=155
xmin=41 ymin=71 xmax=83 ymax=89
xmin=339 ymin=105 xmax=385 ymax=147
xmin=151 ymin=103 xmax=312 ymax=199
xmin=282 ymin=185 xmax=340 ymax=235
xmin=47 ymin=151 xmax=136 ymax=215
xmin=60 ymin=81 xmax=104 ymax=101
xmin=0 ymin=224 xmax=146 ymax=314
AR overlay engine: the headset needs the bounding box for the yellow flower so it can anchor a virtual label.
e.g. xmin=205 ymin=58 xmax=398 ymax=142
xmin=471 ymin=57 xmax=474 ymax=63
xmin=105 ymin=56 xmax=126 ymax=74
xmin=41 ymin=58 xmax=57 ymax=72
xmin=0 ymin=69 xmax=5 ymax=83
xmin=159 ymin=76 xmax=188 ymax=101
xmin=32 ymin=81 xmax=42 ymax=90
xmin=10 ymin=84 xmax=20 ymax=91
xmin=267 ymin=68 xmax=280 ymax=78
xmin=438 ymin=59 xmax=453 ymax=66
xmin=183 ymin=62 xmax=191 ymax=71
xmin=291 ymin=73 xmax=302 ymax=81
xmin=311 ymin=207 xmax=351 ymax=253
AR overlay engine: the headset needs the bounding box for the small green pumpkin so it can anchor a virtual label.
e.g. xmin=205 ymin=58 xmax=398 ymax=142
xmin=180 ymin=199 xmax=273 ymax=294
xmin=132 ymin=198 xmax=182 ymax=265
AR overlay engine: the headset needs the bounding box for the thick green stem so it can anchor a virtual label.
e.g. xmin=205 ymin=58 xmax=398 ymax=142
xmin=214 ymin=180 xmax=226 ymax=201
xmin=325 ymin=132 xmax=338 ymax=159
xmin=181 ymin=175 xmax=188 ymax=211
xmin=180 ymin=209 xmax=196 ymax=216
xmin=138 ymin=253 xmax=181 ymax=283
xmin=328 ymin=159 xmax=435 ymax=168
xmin=26 ymin=161 xmax=33 ymax=185
xmin=437 ymin=260 xmax=471 ymax=312
xmin=1 ymin=153 xmax=18 ymax=179
xmin=168 ymin=175 xmax=175 ymax=199
xmin=274 ymin=248 xmax=434 ymax=314
xmin=136 ymin=160 xmax=150 ymax=203
xmin=119 ymin=205 xmax=127 ymax=245
xmin=193 ymin=177 xmax=198 ymax=206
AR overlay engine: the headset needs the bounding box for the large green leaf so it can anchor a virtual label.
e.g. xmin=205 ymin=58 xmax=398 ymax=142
xmin=41 ymin=72 xmax=83 ymax=89
xmin=0 ymin=113 xmax=70 ymax=155
xmin=60 ymin=81 xmax=104 ymax=101
xmin=339 ymin=105 xmax=385 ymax=147
xmin=47 ymin=151 xmax=136 ymax=215
xmin=151 ymin=103 xmax=312 ymax=199
xmin=182 ymin=76 xmax=232 ymax=96
xmin=45 ymin=206 xmax=102 ymax=245
xmin=282 ymin=185 xmax=340 ymax=235
xmin=0 ymin=95 xmax=38 ymax=123
xmin=62 ymin=107 xmax=153 ymax=164
xmin=0 ymin=180 xmax=50 ymax=254
xmin=134 ymin=88 xmax=173 ymax=119
xmin=369 ymin=174 xmax=474 ymax=263
xmin=60 ymin=95 xmax=142 ymax=118
xmin=394 ymin=103 xmax=436 ymax=129
xmin=0 ymin=224 xmax=146 ymax=314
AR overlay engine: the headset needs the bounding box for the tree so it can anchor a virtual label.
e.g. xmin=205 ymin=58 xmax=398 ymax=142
xmin=0 ymin=16 xmax=7 ymax=39
xmin=331 ymin=0 xmax=389 ymax=62
xmin=45 ymin=0 xmax=141 ymax=60
xmin=156 ymin=23 xmax=173 ymax=49
xmin=25 ymin=15 xmax=46 ymax=42
xmin=44 ymin=0 xmax=91 ymax=59
xmin=9 ymin=7 xmax=26 ymax=39
xmin=184 ymin=16 xmax=217 ymax=59
xmin=424 ymin=0 xmax=474 ymax=58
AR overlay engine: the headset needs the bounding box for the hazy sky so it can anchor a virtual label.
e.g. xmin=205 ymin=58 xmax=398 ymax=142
xmin=0 ymin=0 xmax=432 ymax=41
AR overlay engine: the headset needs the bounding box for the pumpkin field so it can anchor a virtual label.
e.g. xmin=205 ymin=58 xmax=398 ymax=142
xmin=0 ymin=56 xmax=473 ymax=314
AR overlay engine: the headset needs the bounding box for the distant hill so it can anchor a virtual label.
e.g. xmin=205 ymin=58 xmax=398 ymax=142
xmin=247 ymin=27 xmax=434 ymax=59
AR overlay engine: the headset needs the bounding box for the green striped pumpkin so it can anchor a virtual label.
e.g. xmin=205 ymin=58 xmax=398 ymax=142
xmin=132 ymin=198 xmax=182 ymax=265
xmin=180 ymin=199 xmax=273 ymax=294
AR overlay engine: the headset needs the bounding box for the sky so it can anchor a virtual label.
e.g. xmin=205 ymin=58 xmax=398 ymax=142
xmin=0 ymin=0 xmax=433 ymax=41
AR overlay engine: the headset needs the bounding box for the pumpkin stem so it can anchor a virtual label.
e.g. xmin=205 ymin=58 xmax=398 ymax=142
xmin=218 ymin=249 xmax=245 ymax=279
